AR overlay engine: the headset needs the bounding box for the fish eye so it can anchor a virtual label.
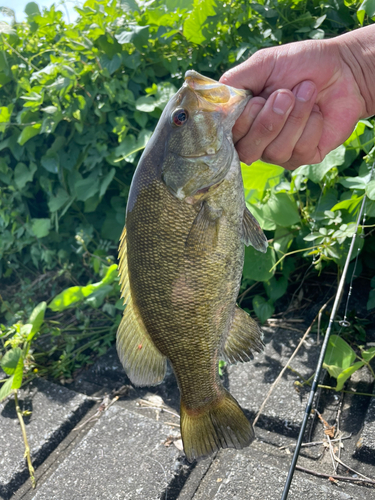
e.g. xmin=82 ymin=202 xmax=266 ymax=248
xmin=171 ymin=108 xmax=189 ymax=126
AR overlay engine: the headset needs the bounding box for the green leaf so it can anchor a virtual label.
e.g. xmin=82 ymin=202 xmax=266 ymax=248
xmin=367 ymin=289 xmax=375 ymax=310
xmin=331 ymin=195 xmax=364 ymax=214
xmin=99 ymin=168 xmax=116 ymax=197
xmin=264 ymin=276 xmax=288 ymax=302
xmin=1 ymin=348 xmax=22 ymax=376
xmin=135 ymin=96 xmax=156 ymax=112
xmin=267 ymin=193 xmax=300 ymax=227
xmin=41 ymin=155 xmax=59 ymax=174
xmin=336 ymin=362 xmax=365 ymax=391
xmin=357 ymin=0 xmax=375 ymax=25
xmin=49 ymin=285 xmax=95 ymax=311
xmin=0 ymin=104 xmax=13 ymax=132
xmin=307 ymin=145 xmax=346 ymax=183
xmin=85 ymin=285 xmax=113 ymax=308
xmin=48 ymin=189 xmax=71 ymax=212
xmin=101 ymin=264 xmax=118 ymax=284
xmin=14 ymin=162 xmax=37 ymax=190
xmin=366 ymin=180 xmax=375 ymax=200
xmin=114 ymin=130 xmax=152 ymax=161
xmin=49 ymin=266 xmax=117 ymax=312
xmin=75 ymin=171 xmax=101 ymax=201
xmin=25 ymin=2 xmax=41 ymax=16
xmin=362 ymin=347 xmax=375 ymax=363
xmin=344 ymin=120 xmax=367 ymax=147
xmin=241 ymin=160 xmax=284 ymax=203
xmin=183 ymin=0 xmax=216 ymax=44
xmin=323 ymin=335 xmax=356 ymax=378
xmin=273 ymin=227 xmax=294 ymax=257
xmin=17 ymin=123 xmax=41 ymax=146
xmin=115 ymin=24 xmax=149 ymax=48
xmin=340 ymin=176 xmax=368 ymax=190
xmin=252 ymin=295 xmax=274 ymax=324
xmin=243 ymin=245 xmax=276 ymax=282
xmin=249 ymin=193 xmax=299 ymax=231
xmin=0 ymin=376 xmax=14 ymax=402
xmin=11 ymin=357 xmax=25 ymax=390
xmin=100 ymin=54 xmax=121 ymax=75
xmin=0 ymin=22 xmax=15 ymax=35
xmin=27 ymin=301 xmax=47 ymax=341
xmin=31 ymin=218 xmax=51 ymax=238
xmin=309 ymin=29 xmax=324 ymax=40
xmin=248 ymin=203 xmax=276 ymax=231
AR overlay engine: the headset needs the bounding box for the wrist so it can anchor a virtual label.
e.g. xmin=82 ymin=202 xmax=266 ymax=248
xmin=333 ymin=25 xmax=375 ymax=118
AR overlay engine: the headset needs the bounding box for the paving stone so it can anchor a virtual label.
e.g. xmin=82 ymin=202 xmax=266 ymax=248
xmin=0 ymin=378 xmax=93 ymax=500
xmin=70 ymin=345 xmax=181 ymax=411
xmin=227 ymin=327 xmax=320 ymax=436
xmin=354 ymin=384 xmax=375 ymax=462
xmin=192 ymin=442 xmax=361 ymax=500
xmin=30 ymin=404 xmax=185 ymax=500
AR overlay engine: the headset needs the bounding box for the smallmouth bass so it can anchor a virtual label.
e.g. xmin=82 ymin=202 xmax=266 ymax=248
xmin=117 ymin=70 xmax=268 ymax=462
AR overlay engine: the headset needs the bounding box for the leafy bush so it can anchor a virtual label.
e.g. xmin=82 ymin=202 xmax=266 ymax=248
xmin=0 ymin=0 xmax=371 ymax=278
xmin=0 ymin=0 xmax=375 ymax=384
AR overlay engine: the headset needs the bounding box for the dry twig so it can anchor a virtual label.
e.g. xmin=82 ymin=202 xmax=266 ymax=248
xmin=73 ymin=394 xmax=119 ymax=430
xmin=295 ymin=465 xmax=375 ymax=486
xmin=278 ymin=434 xmax=352 ymax=450
xmin=253 ymin=315 xmax=318 ymax=427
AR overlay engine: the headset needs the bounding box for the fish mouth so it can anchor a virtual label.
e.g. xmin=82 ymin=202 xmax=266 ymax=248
xmin=184 ymin=70 xmax=252 ymax=110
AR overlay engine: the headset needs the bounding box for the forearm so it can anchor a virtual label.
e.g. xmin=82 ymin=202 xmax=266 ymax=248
xmin=333 ymin=25 xmax=375 ymax=118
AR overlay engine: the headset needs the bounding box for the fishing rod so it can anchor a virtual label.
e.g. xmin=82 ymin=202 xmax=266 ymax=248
xmin=280 ymin=158 xmax=375 ymax=500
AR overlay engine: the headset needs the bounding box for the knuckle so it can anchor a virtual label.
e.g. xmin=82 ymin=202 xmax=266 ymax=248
xmin=258 ymin=120 xmax=276 ymax=135
xmin=262 ymin=146 xmax=292 ymax=165
xmin=285 ymin=112 xmax=305 ymax=129
xmin=293 ymin=140 xmax=311 ymax=158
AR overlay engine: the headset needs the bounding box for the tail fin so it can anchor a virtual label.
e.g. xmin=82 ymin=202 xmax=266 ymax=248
xmin=180 ymin=389 xmax=254 ymax=462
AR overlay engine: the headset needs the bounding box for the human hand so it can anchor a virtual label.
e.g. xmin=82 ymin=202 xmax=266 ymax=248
xmin=220 ymin=30 xmax=374 ymax=170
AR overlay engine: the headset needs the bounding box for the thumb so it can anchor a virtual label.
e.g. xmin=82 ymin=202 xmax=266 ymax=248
xmin=219 ymin=50 xmax=274 ymax=96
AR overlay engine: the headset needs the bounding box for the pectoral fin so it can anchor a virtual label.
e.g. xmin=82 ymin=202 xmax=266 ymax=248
xmin=242 ymin=207 xmax=268 ymax=253
xmin=185 ymin=201 xmax=222 ymax=255
xmin=222 ymin=306 xmax=264 ymax=364
xmin=117 ymin=227 xmax=167 ymax=386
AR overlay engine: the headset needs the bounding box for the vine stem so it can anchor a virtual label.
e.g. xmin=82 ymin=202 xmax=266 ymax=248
xmin=14 ymin=390 xmax=36 ymax=488
xmin=1 ymin=36 xmax=39 ymax=71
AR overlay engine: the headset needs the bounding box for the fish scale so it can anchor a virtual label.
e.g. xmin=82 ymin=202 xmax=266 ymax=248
xmin=117 ymin=70 xmax=268 ymax=462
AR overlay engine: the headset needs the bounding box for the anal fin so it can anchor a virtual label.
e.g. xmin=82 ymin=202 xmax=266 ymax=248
xmin=117 ymin=226 xmax=167 ymax=386
xmin=242 ymin=206 xmax=268 ymax=253
xmin=222 ymin=306 xmax=264 ymax=364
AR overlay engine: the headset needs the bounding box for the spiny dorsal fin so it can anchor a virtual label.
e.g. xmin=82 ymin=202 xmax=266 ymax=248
xmin=242 ymin=206 xmax=268 ymax=253
xmin=222 ymin=305 xmax=264 ymax=364
xmin=185 ymin=201 xmax=222 ymax=255
xmin=117 ymin=227 xmax=167 ymax=386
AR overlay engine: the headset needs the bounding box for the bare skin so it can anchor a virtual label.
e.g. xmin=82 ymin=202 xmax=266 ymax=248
xmin=220 ymin=25 xmax=375 ymax=170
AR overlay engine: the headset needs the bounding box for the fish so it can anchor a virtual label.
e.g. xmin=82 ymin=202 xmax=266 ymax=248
xmin=117 ymin=70 xmax=268 ymax=462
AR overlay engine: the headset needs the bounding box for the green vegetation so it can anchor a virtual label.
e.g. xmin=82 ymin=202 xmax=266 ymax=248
xmin=0 ymin=0 xmax=375 ymax=399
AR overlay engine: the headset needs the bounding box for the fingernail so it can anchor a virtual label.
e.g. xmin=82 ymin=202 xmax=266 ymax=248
xmin=273 ymin=92 xmax=293 ymax=115
xmin=296 ymin=81 xmax=315 ymax=102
